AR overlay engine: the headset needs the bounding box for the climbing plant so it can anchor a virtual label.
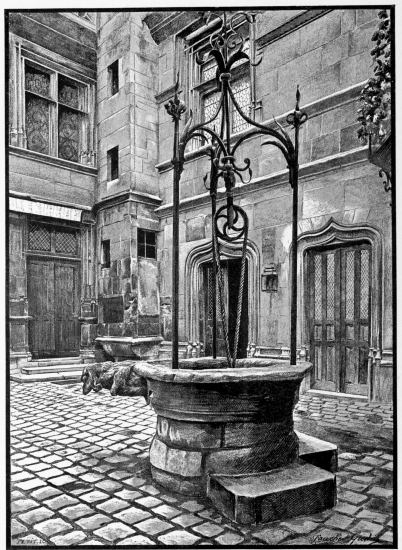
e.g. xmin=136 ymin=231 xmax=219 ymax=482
xmin=357 ymin=9 xmax=391 ymax=144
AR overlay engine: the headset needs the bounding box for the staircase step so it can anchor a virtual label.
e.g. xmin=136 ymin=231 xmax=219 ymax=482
xmin=208 ymin=461 xmax=336 ymax=525
xmin=11 ymin=371 xmax=83 ymax=384
xmin=297 ymin=431 xmax=338 ymax=472
xmin=21 ymin=364 xmax=85 ymax=375
xmin=27 ymin=357 xmax=82 ymax=367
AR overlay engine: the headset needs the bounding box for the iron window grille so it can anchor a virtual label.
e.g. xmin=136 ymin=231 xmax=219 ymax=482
xmin=138 ymin=229 xmax=157 ymax=259
xmin=23 ymin=59 xmax=94 ymax=165
xmin=28 ymin=221 xmax=79 ymax=256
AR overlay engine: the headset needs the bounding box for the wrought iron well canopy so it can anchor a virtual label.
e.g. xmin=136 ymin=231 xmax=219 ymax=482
xmin=165 ymin=11 xmax=308 ymax=369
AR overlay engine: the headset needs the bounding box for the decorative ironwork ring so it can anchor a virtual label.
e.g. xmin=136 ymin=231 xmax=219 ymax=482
xmin=214 ymin=204 xmax=248 ymax=242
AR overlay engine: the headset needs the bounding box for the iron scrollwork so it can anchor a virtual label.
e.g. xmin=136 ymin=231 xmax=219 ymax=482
xmin=165 ymin=11 xmax=308 ymax=368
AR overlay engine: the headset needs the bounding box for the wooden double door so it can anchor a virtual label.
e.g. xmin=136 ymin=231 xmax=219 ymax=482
xmin=307 ymin=243 xmax=371 ymax=395
xmin=28 ymin=258 xmax=80 ymax=358
xmin=200 ymin=259 xmax=249 ymax=359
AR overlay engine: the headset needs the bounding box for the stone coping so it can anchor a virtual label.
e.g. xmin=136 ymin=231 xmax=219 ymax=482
xmin=132 ymin=358 xmax=312 ymax=384
xmin=95 ymin=336 xmax=163 ymax=345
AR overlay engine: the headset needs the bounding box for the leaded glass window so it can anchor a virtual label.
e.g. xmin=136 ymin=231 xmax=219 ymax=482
xmin=58 ymin=107 xmax=80 ymax=162
xmin=25 ymin=95 xmax=50 ymax=155
xmin=23 ymin=61 xmax=90 ymax=164
xmin=231 ymin=78 xmax=251 ymax=133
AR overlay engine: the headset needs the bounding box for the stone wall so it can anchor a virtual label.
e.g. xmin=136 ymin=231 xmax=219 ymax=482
xmin=95 ymin=12 xmax=161 ymax=340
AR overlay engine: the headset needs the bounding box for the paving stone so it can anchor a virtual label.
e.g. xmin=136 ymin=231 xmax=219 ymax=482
xmin=158 ymin=529 xmax=201 ymax=545
xmin=182 ymin=500 xmax=205 ymax=512
xmin=108 ymin=470 xmax=132 ymax=480
xmin=35 ymin=517 xmax=72 ymax=537
xmin=333 ymin=502 xmax=361 ymax=516
xmin=43 ymin=494 xmax=79 ymax=510
xmin=80 ymin=490 xmax=109 ymax=503
xmin=345 ymin=463 xmax=374 ymax=474
xmin=18 ymin=506 xmax=54 ymax=524
xmin=76 ymin=514 xmax=113 ymax=530
xmin=140 ymin=483 xmax=160 ymax=495
xmin=114 ymin=505 xmax=152 ymax=524
xmin=94 ymin=521 xmax=136 ymax=542
xmin=117 ymin=535 xmax=156 ymax=545
xmin=253 ymin=526 xmax=292 ymax=545
xmin=153 ymin=503 xmax=182 ymax=519
xmin=14 ymin=478 xmax=46 ymax=491
xmin=135 ymin=517 xmax=173 ymax=535
xmin=350 ymin=519 xmax=383 ymax=538
xmin=80 ymin=472 xmax=105 ymax=483
xmin=48 ymin=474 xmax=76 ymax=486
xmin=11 ymin=471 xmax=35 ymax=482
xmin=215 ymin=531 xmax=245 ymax=545
xmin=59 ymin=503 xmax=94 ymax=520
xmin=50 ymin=531 xmax=87 ymax=545
xmin=135 ymin=495 xmax=163 ymax=508
xmin=95 ymin=479 xmax=122 ymax=492
xmin=324 ymin=513 xmax=354 ymax=529
xmin=11 ymin=498 xmax=40 ymax=513
xmin=340 ymin=490 xmax=369 ymax=505
xmin=367 ymin=486 xmax=393 ymax=499
xmin=192 ymin=522 xmax=225 ymax=537
xmin=356 ymin=509 xmax=389 ymax=524
xmin=342 ymin=480 xmax=368 ymax=492
xmin=122 ymin=476 xmax=147 ymax=488
xmin=379 ymin=530 xmax=394 ymax=543
xmin=65 ymin=466 xmax=87 ymax=475
xmin=173 ymin=513 xmax=203 ymax=528
xmin=96 ymin=497 xmax=130 ymax=513
xmin=11 ymin=519 xmax=28 ymax=536
xmin=114 ymin=489 xmax=142 ymax=501
xmin=281 ymin=518 xmax=321 ymax=534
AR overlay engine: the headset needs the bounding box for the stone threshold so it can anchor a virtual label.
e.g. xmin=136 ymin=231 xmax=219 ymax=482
xmin=307 ymin=389 xmax=368 ymax=401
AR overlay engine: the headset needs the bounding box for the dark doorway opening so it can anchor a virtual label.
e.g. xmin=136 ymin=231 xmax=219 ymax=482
xmin=201 ymin=258 xmax=248 ymax=359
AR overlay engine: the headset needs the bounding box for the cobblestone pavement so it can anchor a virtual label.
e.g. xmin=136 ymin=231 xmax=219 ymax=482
xmin=10 ymin=382 xmax=394 ymax=547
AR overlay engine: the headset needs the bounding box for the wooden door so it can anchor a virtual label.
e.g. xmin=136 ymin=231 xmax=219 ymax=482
xmin=28 ymin=259 xmax=80 ymax=358
xmin=27 ymin=259 xmax=55 ymax=358
xmin=308 ymin=244 xmax=371 ymax=395
xmin=54 ymin=262 xmax=80 ymax=357
xmin=201 ymin=259 xmax=248 ymax=359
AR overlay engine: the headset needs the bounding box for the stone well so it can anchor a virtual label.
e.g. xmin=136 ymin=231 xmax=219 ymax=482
xmin=131 ymin=357 xmax=313 ymax=495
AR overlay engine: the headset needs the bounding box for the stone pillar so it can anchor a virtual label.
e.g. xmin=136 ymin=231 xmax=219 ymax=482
xmin=96 ymin=13 xmax=161 ymax=342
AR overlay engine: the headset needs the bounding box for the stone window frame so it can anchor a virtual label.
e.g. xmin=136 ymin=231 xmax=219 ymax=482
xmin=184 ymin=237 xmax=260 ymax=348
xmin=296 ymin=218 xmax=383 ymax=362
xmin=9 ymin=33 xmax=96 ymax=167
xmin=107 ymin=146 xmax=119 ymax=182
xmin=107 ymin=59 xmax=119 ymax=97
xmin=183 ymin=17 xmax=252 ymax=149
xmin=138 ymin=229 xmax=157 ymax=260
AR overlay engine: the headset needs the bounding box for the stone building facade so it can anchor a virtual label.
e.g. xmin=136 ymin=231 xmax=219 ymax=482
xmin=8 ymin=9 xmax=393 ymax=402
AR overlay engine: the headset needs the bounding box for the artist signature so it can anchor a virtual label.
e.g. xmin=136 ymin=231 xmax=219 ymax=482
xmin=309 ymin=533 xmax=380 ymax=545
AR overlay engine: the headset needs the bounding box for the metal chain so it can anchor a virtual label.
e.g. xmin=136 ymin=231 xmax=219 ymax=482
xmin=213 ymin=208 xmax=249 ymax=368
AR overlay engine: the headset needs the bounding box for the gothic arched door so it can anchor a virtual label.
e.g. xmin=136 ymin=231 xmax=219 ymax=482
xmin=307 ymin=243 xmax=371 ymax=396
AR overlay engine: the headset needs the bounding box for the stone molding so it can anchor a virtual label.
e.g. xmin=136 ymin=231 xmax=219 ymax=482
xmin=184 ymin=238 xmax=260 ymax=348
xmin=93 ymin=190 xmax=162 ymax=214
xmin=156 ymin=147 xmax=368 ymax=218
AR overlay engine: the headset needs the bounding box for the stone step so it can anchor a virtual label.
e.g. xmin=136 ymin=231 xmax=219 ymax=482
xmin=26 ymin=357 xmax=82 ymax=367
xmin=11 ymin=371 xmax=83 ymax=384
xmin=297 ymin=431 xmax=338 ymax=472
xmin=208 ymin=461 xmax=336 ymax=525
xmin=21 ymin=364 xmax=85 ymax=375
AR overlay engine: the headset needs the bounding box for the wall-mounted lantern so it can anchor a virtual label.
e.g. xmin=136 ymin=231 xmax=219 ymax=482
xmin=261 ymin=264 xmax=278 ymax=292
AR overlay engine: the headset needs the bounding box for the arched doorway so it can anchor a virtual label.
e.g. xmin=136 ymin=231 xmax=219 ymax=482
xmin=184 ymin=239 xmax=260 ymax=354
xmin=297 ymin=219 xmax=383 ymax=397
